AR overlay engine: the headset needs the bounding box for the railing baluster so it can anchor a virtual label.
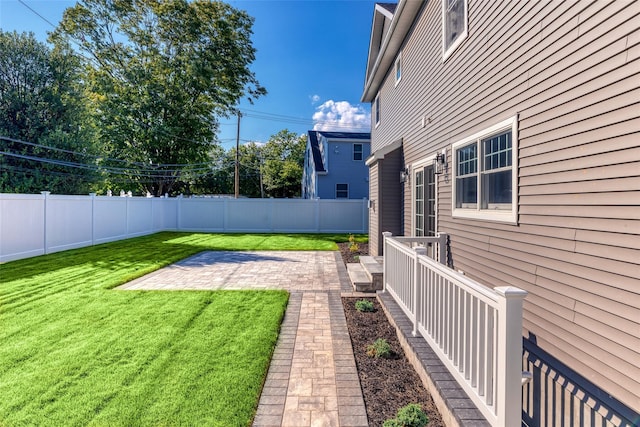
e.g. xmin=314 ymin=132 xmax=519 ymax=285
xmin=471 ymin=296 xmax=478 ymax=384
xmin=382 ymin=235 xmax=527 ymax=426
xmin=443 ymin=279 xmax=449 ymax=355
xmin=478 ymin=300 xmax=485 ymax=392
xmin=486 ymin=305 xmax=495 ymax=406
xmin=464 ymin=292 xmax=471 ymax=378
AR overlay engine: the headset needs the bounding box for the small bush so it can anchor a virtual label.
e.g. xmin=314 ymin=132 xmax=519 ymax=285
xmin=366 ymin=338 xmax=391 ymax=359
xmin=383 ymin=403 xmax=429 ymax=427
xmin=348 ymin=234 xmax=359 ymax=252
xmin=355 ymin=299 xmax=374 ymax=312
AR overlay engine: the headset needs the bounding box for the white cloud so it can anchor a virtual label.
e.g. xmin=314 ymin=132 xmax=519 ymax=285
xmin=312 ymin=100 xmax=371 ymax=132
xmin=310 ymin=94 xmax=321 ymax=104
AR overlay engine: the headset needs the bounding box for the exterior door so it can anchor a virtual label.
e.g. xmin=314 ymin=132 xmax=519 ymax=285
xmin=414 ymin=164 xmax=436 ymax=236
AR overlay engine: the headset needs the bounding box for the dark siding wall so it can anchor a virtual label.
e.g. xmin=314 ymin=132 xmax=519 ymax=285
xmin=379 ymin=149 xmax=403 ymax=255
xmin=369 ymin=0 xmax=640 ymax=418
xmin=368 ymin=150 xmax=403 ymax=256
xmin=369 ymin=162 xmax=380 ymax=255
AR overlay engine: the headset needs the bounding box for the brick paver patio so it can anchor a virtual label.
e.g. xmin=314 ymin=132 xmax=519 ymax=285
xmin=118 ymin=251 xmax=368 ymax=427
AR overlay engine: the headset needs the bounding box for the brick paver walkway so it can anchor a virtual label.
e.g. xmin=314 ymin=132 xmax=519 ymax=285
xmin=118 ymin=251 xmax=368 ymax=427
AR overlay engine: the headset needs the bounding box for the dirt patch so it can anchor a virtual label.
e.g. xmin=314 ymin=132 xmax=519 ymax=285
xmin=338 ymin=241 xmax=444 ymax=426
xmin=342 ymin=297 xmax=445 ymax=427
xmin=337 ymin=241 xmax=369 ymax=264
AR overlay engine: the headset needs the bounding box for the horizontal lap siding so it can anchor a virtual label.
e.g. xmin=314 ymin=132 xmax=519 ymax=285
xmin=371 ymin=0 xmax=640 ymax=416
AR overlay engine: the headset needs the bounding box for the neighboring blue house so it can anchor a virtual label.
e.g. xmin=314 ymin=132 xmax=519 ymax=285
xmin=301 ymin=131 xmax=371 ymax=199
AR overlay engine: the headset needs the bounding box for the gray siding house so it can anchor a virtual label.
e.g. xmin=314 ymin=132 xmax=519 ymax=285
xmin=302 ymin=131 xmax=371 ymax=199
xmin=362 ymin=1 xmax=639 ymax=426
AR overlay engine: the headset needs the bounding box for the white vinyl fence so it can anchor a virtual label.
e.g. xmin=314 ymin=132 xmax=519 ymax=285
xmin=383 ymin=233 xmax=528 ymax=427
xmin=0 ymin=192 xmax=368 ymax=262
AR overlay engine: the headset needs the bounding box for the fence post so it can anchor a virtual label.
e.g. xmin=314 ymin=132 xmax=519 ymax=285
xmin=41 ymin=191 xmax=50 ymax=254
xmin=413 ymin=247 xmax=427 ymax=336
xmin=90 ymin=193 xmax=96 ymax=246
xmin=494 ymin=286 xmax=528 ymax=427
xmin=125 ymin=195 xmax=130 ymax=237
xmin=176 ymin=195 xmax=182 ymax=231
xmin=270 ymin=198 xmax=275 ymax=232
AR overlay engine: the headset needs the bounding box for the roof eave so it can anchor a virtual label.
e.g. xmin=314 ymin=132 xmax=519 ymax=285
xmin=362 ymin=0 xmax=424 ymax=103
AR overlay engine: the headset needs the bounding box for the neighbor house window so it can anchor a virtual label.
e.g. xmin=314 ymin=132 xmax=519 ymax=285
xmin=442 ymin=0 xmax=468 ymax=60
xmin=336 ymin=183 xmax=349 ymax=198
xmin=452 ymin=116 xmax=518 ymax=223
xmin=395 ymin=52 xmax=402 ymax=85
xmin=374 ymin=94 xmax=380 ymax=127
xmin=353 ymin=143 xmax=363 ymax=161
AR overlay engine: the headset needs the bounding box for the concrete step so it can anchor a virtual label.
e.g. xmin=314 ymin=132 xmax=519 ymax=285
xmin=358 ymin=256 xmax=383 ymax=290
xmin=347 ymin=263 xmax=377 ymax=293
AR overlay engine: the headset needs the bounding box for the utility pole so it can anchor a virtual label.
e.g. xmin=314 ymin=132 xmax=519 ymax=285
xmin=234 ymin=111 xmax=241 ymax=198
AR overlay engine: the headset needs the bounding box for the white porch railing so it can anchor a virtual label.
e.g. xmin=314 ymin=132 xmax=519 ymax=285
xmin=383 ymin=233 xmax=527 ymax=427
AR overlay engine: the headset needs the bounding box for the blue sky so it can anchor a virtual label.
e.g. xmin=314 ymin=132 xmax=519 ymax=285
xmin=0 ymin=0 xmax=377 ymax=149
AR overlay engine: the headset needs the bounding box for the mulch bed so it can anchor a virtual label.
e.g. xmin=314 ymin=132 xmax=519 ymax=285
xmin=337 ymin=243 xmax=445 ymax=427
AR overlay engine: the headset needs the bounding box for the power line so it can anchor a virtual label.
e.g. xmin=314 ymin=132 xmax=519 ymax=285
xmin=0 ymin=149 xmax=220 ymax=180
xmin=239 ymin=109 xmax=371 ymax=130
xmin=1 ymin=136 xmax=218 ymax=168
xmin=17 ymin=0 xmax=57 ymax=29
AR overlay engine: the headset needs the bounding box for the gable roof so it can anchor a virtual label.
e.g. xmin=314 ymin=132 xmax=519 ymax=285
xmin=307 ymin=131 xmax=326 ymax=173
xmin=362 ymin=0 xmax=424 ymax=102
xmin=377 ymin=2 xmax=397 ymax=14
xmin=316 ymin=131 xmax=371 ymax=140
xmin=307 ymin=131 xmax=371 ymax=174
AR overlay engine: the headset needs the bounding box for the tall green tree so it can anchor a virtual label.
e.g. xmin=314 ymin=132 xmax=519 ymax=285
xmin=53 ymin=0 xmax=266 ymax=196
xmin=177 ymin=143 xmax=232 ymax=195
xmin=237 ymin=142 xmax=265 ymax=197
xmin=262 ymin=130 xmax=306 ymax=198
xmin=0 ymin=31 xmax=98 ymax=194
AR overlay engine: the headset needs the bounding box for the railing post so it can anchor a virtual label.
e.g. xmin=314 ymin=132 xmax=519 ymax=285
xmin=494 ymin=286 xmax=528 ymax=427
xmin=382 ymin=231 xmax=393 ymax=293
xmin=413 ymin=247 xmax=427 ymax=336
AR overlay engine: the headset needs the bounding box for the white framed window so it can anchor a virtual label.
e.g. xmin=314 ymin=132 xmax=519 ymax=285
xmin=442 ymin=0 xmax=468 ymax=61
xmin=452 ymin=116 xmax=518 ymax=223
xmin=374 ymin=93 xmax=380 ymax=127
xmin=336 ymin=183 xmax=349 ymax=198
xmin=353 ymin=143 xmax=363 ymax=161
xmin=394 ymin=52 xmax=402 ymax=86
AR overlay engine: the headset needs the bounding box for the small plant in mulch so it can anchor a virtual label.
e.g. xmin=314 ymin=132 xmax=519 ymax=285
xmin=366 ymin=338 xmax=392 ymax=359
xmin=355 ymin=299 xmax=375 ymax=312
xmin=383 ymin=403 xmax=430 ymax=427
xmin=348 ymin=233 xmax=360 ymax=253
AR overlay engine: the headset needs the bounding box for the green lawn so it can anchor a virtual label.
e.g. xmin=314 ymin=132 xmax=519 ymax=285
xmin=0 ymin=232 xmax=359 ymax=426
